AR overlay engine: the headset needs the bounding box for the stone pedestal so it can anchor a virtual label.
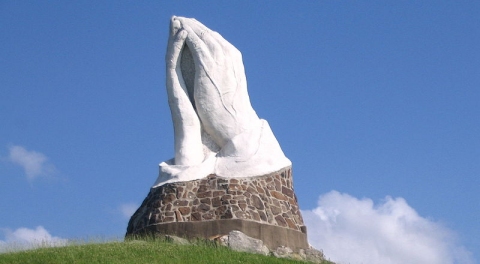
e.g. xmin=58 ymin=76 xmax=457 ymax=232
xmin=126 ymin=166 xmax=309 ymax=251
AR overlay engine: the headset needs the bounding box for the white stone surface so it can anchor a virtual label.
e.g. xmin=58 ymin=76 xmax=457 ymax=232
xmin=226 ymin=230 xmax=270 ymax=256
xmin=153 ymin=16 xmax=291 ymax=188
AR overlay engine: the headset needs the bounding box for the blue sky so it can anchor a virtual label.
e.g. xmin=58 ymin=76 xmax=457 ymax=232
xmin=1 ymin=1 xmax=478 ymax=263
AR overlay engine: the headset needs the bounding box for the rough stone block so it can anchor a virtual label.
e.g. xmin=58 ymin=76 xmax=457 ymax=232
xmin=227 ymin=230 xmax=270 ymax=256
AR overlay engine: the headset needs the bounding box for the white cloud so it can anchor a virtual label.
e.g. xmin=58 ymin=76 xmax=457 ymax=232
xmin=119 ymin=203 xmax=138 ymax=219
xmin=0 ymin=226 xmax=67 ymax=252
xmin=7 ymin=145 xmax=56 ymax=180
xmin=302 ymin=191 xmax=474 ymax=264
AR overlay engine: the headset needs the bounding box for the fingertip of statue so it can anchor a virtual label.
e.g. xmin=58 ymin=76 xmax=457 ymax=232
xmin=170 ymin=16 xmax=181 ymax=35
xmin=178 ymin=29 xmax=187 ymax=39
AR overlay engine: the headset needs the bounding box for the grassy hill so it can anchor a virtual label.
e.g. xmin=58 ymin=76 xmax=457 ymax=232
xmin=0 ymin=239 xmax=334 ymax=264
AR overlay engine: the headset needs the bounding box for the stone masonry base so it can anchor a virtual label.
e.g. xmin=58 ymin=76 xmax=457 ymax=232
xmin=126 ymin=166 xmax=309 ymax=251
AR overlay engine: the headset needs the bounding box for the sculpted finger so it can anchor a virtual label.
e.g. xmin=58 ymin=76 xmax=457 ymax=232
xmin=177 ymin=17 xmax=223 ymax=54
xmin=166 ymin=29 xmax=189 ymax=99
xmin=166 ymin=29 xmax=187 ymax=70
xmin=165 ymin=27 xmax=190 ymax=107
xmin=169 ymin=16 xmax=182 ymax=36
xmin=182 ymin=25 xmax=213 ymax=68
xmin=184 ymin=18 xmax=212 ymax=39
xmin=195 ymin=28 xmax=223 ymax=55
xmin=176 ymin=17 xmax=209 ymax=36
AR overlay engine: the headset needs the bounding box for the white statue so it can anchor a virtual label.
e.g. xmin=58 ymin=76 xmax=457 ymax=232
xmin=153 ymin=16 xmax=291 ymax=187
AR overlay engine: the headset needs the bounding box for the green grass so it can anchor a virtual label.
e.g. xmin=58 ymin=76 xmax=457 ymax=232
xmin=0 ymin=239 xmax=334 ymax=264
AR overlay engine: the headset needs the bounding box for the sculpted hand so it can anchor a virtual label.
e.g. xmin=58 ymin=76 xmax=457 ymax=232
xmin=174 ymin=17 xmax=260 ymax=149
xmin=156 ymin=17 xmax=291 ymax=186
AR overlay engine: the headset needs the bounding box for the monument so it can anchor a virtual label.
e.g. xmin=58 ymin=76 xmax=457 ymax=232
xmin=126 ymin=16 xmax=310 ymax=252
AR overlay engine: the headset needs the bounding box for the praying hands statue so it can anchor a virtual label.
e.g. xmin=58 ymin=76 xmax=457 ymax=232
xmin=153 ymin=17 xmax=290 ymax=187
